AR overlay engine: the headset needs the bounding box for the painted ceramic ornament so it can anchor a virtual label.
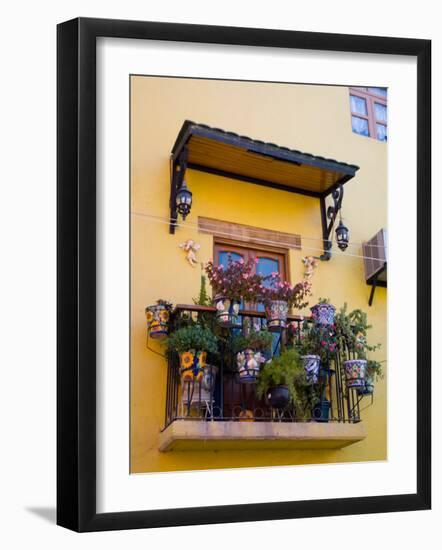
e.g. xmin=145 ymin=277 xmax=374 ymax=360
xmin=145 ymin=300 xmax=172 ymax=339
xmin=179 ymin=239 xmax=200 ymax=267
xmin=265 ymin=299 xmax=289 ymax=332
xmin=357 ymin=375 xmax=374 ymax=396
xmin=236 ymin=348 xmax=266 ymax=383
xmin=302 ymin=354 xmax=321 ymax=384
xmin=214 ymin=295 xmax=241 ymax=328
xmin=181 ymin=364 xmax=218 ymax=406
xmin=311 ymin=302 xmax=336 ymax=326
xmin=179 ymin=350 xmax=207 ymax=382
xmin=344 ymin=359 xmax=367 ymax=389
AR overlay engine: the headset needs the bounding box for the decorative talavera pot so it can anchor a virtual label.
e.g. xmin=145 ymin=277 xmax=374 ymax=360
xmin=236 ymin=348 xmax=266 ymax=384
xmin=265 ymin=300 xmax=289 ymax=333
xmin=357 ymin=375 xmax=374 ymax=396
xmin=312 ymin=399 xmax=331 ymax=422
xmin=302 ymin=355 xmax=321 ymax=384
xmin=344 ymin=359 xmax=367 ymax=389
xmin=179 ymin=350 xmax=207 ymax=383
xmin=201 ymin=365 xmax=218 ymax=393
xmin=145 ymin=302 xmax=172 ymax=339
xmin=266 ymin=385 xmax=290 ymax=409
xmin=181 ymin=365 xmax=218 ymax=405
xmin=310 ymin=303 xmax=336 ymax=326
xmin=214 ymin=295 xmax=241 ymax=328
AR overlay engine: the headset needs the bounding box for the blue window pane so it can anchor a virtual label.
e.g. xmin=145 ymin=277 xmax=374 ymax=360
xmin=368 ymin=87 xmax=387 ymax=98
xmin=218 ymin=251 xmax=243 ymax=267
xmin=376 ymin=123 xmax=387 ymax=142
xmin=256 ymin=257 xmax=279 ymax=288
xmin=352 ymin=116 xmax=369 ymax=136
xmin=374 ymin=102 xmax=387 ymax=122
xmin=350 ymin=95 xmax=367 ymax=115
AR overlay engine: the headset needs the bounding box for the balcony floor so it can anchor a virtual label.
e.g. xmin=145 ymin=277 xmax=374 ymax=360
xmin=159 ymin=420 xmax=366 ymax=452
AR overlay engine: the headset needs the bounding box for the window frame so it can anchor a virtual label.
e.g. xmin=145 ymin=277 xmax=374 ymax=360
xmin=213 ymin=238 xmax=290 ymax=285
xmin=349 ymin=87 xmax=388 ymax=141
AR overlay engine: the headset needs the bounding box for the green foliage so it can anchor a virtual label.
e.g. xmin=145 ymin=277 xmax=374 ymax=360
xmin=193 ymin=273 xmax=211 ymax=307
xmin=293 ymin=322 xmax=337 ymax=362
xmin=232 ymin=329 xmax=273 ymax=353
xmin=256 ymin=348 xmax=303 ymax=403
xmin=164 ymin=325 xmax=218 ymax=356
xmin=334 ymin=303 xmax=384 ymax=381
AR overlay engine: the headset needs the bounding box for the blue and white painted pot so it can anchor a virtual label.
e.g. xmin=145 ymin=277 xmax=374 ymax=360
xmin=236 ymin=348 xmax=267 ymax=384
xmin=302 ymin=355 xmax=321 ymax=384
xmin=265 ymin=300 xmax=289 ymax=333
xmin=357 ymin=375 xmax=374 ymax=396
xmin=344 ymin=359 xmax=367 ymax=389
xmin=214 ymin=295 xmax=241 ymax=328
xmin=310 ymin=303 xmax=336 ymax=326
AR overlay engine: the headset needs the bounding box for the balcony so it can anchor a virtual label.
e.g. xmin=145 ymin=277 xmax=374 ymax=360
xmin=160 ymin=305 xmax=369 ymax=452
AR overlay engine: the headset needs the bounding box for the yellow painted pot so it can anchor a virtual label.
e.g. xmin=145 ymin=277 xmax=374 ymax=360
xmin=179 ymin=350 xmax=207 ymax=382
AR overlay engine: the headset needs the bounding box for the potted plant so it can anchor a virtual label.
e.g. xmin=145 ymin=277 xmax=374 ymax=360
xmin=290 ymin=319 xmax=338 ymax=383
xmin=164 ymin=325 xmax=218 ymax=383
xmin=310 ymin=298 xmax=336 ymax=327
xmin=233 ymin=329 xmax=273 ymax=383
xmin=145 ymin=299 xmax=173 ymax=339
xmin=257 ymin=348 xmax=303 ymax=409
xmin=334 ymin=304 xmax=383 ymax=392
xmin=205 ymin=256 xmax=262 ymax=328
xmin=261 ymin=274 xmax=311 ymax=333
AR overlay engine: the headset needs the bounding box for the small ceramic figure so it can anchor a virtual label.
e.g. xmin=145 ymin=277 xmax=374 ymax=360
xmin=179 ymin=239 xmax=201 ymax=267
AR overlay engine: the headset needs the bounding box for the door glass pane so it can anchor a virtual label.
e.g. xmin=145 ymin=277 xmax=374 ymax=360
xmin=218 ymin=251 xmax=243 ymax=268
xmin=256 ymin=257 xmax=280 ymax=287
xmin=376 ymin=123 xmax=387 ymax=142
xmin=351 ymin=116 xmax=369 ymax=136
xmin=349 ymin=95 xmax=367 ymax=115
xmin=255 ymin=257 xmax=280 ymax=312
xmin=374 ymin=102 xmax=387 ymax=122
xmin=368 ymin=87 xmax=387 ymax=97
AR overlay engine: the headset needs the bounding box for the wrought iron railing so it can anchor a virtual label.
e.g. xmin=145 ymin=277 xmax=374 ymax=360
xmin=162 ymin=304 xmax=371 ymax=430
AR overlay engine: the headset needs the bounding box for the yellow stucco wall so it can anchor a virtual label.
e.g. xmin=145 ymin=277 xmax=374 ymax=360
xmin=130 ymin=76 xmax=387 ymax=473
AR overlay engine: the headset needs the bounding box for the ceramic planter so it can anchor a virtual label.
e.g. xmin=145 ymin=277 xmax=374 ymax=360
xmin=310 ymin=302 xmax=336 ymax=326
xmin=214 ymin=295 xmax=241 ymax=328
xmin=265 ymin=300 xmax=289 ymax=332
xmin=181 ymin=364 xmax=218 ymax=404
xmin=179 ymin=350 xmax=207 ymax=383
xmin=344 ymin=359 xmax=367 ymax=389
xmin=302 ymin=354 xmax=321 ymax=384
xmin=236 ymin=348 xmax=266 ymax=384
xmin=145 ymin=302 xmax=171 ymax=339
xmin=266 ymin=385 xmax=290 ymax=409
xmin=312 ymin=399 xmax=331 ymax=422
xmin=357 ymin=374 xmax=374 ymax=396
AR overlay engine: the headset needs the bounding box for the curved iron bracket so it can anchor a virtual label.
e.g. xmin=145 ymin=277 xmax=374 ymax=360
xmin=169 ymin=146 xmax=189 ymax=234
xmin=319 ymin=184 xmax=344 ymax=261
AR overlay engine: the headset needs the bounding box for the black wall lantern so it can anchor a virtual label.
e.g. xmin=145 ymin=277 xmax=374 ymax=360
xmin=175 ymin=180 xmax=192 ymax=220
xmin=335 ymin=218 xmax=349 ymax=251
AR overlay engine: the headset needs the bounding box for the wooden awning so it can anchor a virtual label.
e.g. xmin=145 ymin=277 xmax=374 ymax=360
xmin=171 ymin=120 xmax=359 ymax=198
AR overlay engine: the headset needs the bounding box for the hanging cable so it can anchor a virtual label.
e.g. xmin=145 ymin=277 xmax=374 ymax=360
xmin=131 ymin=211 xmax=386 ymax=262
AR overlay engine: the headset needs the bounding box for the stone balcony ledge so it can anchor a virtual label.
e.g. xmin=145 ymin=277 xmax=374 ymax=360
xmin=159 ymin=420 xmax=366 ymax=452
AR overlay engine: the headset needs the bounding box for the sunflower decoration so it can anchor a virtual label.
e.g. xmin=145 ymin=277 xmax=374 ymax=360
xmin=160 ymin=309 xmax=170 ymax=323
xmin=180 ymin=351 xmax=194 ymax=369
xmin=145 ymin=310 xmax=154 ymax=324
